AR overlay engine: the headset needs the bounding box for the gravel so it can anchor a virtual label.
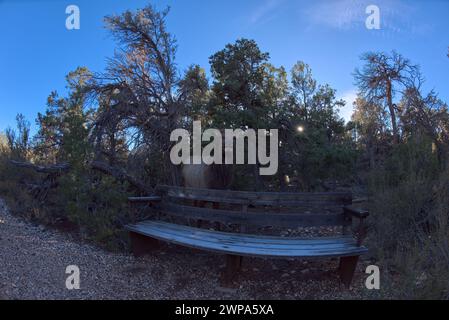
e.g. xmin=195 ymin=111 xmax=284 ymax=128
xmin=0 ymin=199 xmax=369 ymax=300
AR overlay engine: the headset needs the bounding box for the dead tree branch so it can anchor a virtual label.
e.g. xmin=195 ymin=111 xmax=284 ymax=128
xmin=90 ymin=161 xmax=152 ymax=193
xmin=9 ymin=160 xmax=70 ymax=173
xmin=9 ymin=160 xmax=152 ymax=194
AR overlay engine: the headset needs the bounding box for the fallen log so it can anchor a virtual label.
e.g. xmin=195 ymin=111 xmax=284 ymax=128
xmin=9 ymin=160 xmax=152 ymax=194
xmin=9 ymin=160 xmax=70 ymax=173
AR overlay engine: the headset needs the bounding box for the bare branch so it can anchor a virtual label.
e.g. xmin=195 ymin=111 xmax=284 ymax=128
xmin=9 ymin=160 xmax=70 ymax=173
xmin=9 ymin=160 xmax=152 ymax=194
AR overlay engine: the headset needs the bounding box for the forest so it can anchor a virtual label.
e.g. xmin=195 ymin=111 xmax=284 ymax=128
xmin=0 ymin=4 xmax=448 ymax=299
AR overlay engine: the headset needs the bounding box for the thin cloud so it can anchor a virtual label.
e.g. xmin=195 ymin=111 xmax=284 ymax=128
xmin=304 ymin=0 xmax=434 ymax=35
xmin=306 ymin=0 xmax=366 ymax=30
xmin=249 ymin=0 xmax=284 ymax=25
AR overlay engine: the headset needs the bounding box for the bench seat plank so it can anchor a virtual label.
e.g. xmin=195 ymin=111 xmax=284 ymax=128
xmin=139 ymin=220 xmax=354 ymax=245
xmin=126 ymin=221 xmax=367 ymax=259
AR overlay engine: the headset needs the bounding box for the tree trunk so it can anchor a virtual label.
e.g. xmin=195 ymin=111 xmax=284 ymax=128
xmin=386 ymin=80 xmax=399 ymax=144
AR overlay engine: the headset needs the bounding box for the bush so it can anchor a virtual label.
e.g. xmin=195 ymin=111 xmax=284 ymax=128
xmin=367 ymin=135 xmax=449 ymax=299
xmin=56 ymin=169 xmax=131 ymax=251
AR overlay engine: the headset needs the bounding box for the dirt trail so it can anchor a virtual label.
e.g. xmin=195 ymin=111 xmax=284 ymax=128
xmin=0 ymin=199 xmax=367 ymax=300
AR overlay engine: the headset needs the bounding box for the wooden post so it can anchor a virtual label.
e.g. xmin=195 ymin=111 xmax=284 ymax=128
xmin=338 ymin=255 xmax=359 ymax=288
xmin=129 ymin=232 xmax=160 ymax=257
xmin=220 ymin=255 xmax=242 ymax=287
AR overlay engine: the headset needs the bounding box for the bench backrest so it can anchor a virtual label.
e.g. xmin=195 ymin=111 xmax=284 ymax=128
xmin=154 ymin=185 xmax=352 ymax=229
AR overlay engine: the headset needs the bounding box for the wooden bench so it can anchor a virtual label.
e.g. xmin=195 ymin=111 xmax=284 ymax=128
xmin=125 ymin=185 xmax=369 ymax=288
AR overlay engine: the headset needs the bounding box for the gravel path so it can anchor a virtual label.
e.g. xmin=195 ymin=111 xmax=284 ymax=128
xmin=0 ymin=199 xmax=369 ymax=300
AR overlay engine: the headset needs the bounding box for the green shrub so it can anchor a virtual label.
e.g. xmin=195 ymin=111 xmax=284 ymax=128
xmin=367 ymin=135 xmax=449 ymax=299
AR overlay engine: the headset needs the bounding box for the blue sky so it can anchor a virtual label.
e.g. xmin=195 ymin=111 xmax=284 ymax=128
xmin=1 ymin=0 xmax=448 ymax=134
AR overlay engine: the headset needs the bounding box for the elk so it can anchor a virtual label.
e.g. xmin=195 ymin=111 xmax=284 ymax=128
xmin=182 ymin=156 xmax=233 ymax=190
xmin=181 ymin=156 xmax=233 ymax=211
xmin=178 ymin=125 xmax=234 ymax=191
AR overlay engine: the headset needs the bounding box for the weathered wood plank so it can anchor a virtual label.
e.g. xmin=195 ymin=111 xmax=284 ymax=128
xmin=126 ymin=228 xmax=365 ymax=258
xmin=157 ymin=185 xmax=352 ymax=204
xmin=155 ymin=202 xmax=349 ymax=228
xmin=167 ymin=192 xmax=349 ymax=208
xmin=125 ymin=221 xmax=367 ymax=258
xmin=136 ymin=224 xmax=356 ymax=250
xmin=138 ymin=220 xmax=353 ymax=245
xmin=128 ymin=196 xmax=162 ymax=203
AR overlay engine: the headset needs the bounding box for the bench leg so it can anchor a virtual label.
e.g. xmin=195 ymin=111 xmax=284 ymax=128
xmin=129 ymin=232 xmax=160 ymax=257
xmin=220 ymin=255 xmax=242 ymax=287
xmin=338 ymin=256 xmax=359 ymax=288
